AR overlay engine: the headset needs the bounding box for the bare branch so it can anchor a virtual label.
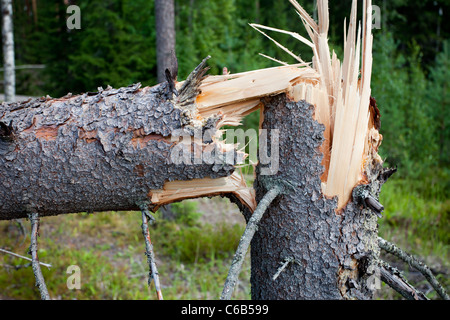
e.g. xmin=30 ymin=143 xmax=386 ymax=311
xmin=221 ymin=186 xmax=281 ymax=300
xmin=13 ymin=219 xmax=27 ymax=245
xmin=379 ymin=237 xmax=449 ymax=300
xmin=272 ymin=257 xmax=300 ymax=281
xmin=0 ymin=247 xmax=52 ymax=268
xmin=28 ymin=212 xmax=50 ymax=300
xmin=379 ymin=261 xmax=428 ymax=300
xmin=140 ymin=207 xmax=163 ymax=300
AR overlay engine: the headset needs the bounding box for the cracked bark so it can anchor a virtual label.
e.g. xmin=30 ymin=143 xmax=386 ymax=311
xmin=251 ymin=94 xmax=385 ymax=300
xmin=0 ymin=78 xmax=248 ymax=220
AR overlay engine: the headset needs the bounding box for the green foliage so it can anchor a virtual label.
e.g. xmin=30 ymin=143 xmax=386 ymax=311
xmin=65 ymin=1 xmax=157 ymax=95
xmin=7 ymin=0 xmax=157 ymax=97
xmin=371 ymin=32 xmax=445 ymax=184
xmin=428 ymin=40 xmax=450 ymax=168
xmin=0 ymin=209 xmax=248 ymax=300
xmin=159 ymin=222 xmax=243 ymax=264
xmin=156 ymin=200 xmax=244 ymax=263
xmin=168 ymin=201 xmax=202 ymax=226
xmin=379 ymin=179 xmax=449 ymax=255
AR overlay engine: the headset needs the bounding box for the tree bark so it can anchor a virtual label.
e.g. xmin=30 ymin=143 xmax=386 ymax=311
xmin=1 ymin=0 xmax=15 ymax=102
xmin=0 ymin=70 xmax=250 ymax=220
xmin=155 ymin=0 xmax=176 ymax=83
xmin=250 ymin=94 xmax=385 ymax=300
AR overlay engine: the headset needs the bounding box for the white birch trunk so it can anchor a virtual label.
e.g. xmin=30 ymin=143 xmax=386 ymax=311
xmin=1 ymin=0 xmax=15 ymax=102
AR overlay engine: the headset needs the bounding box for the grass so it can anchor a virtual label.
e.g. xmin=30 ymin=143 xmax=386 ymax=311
xmin=0 ymin=199 xmax=250 ymax=300
xmin=379 ymin=178 xmax=449 ymax=257
xmin=0 ymin=178 xmax=447 ymax=300
xmin=375 ymin=178 xmax=449 ymax=300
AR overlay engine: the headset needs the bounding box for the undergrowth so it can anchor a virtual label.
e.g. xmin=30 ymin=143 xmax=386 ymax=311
xmin=0 ymin=201 xmax=249 ymax=300
xmin=0 ymin=177 xmax=447 ymax=300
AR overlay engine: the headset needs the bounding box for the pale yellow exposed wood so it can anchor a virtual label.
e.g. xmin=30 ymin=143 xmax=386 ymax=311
xmin=250 ymin=23 xmax=314 ymax=48
xmin=256 ymin=0 xmax=377 ymax=209
xmin=150 ymin=171 xmax=256 ymax=212
xmin=166 ymin=0 xmax=377 ymax=211
xmin=195 ymin=64 xmax=319 ymax=125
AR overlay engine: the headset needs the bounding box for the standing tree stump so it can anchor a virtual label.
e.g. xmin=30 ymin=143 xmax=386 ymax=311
xmin=251 ymin=95 xmax=384 ymax=299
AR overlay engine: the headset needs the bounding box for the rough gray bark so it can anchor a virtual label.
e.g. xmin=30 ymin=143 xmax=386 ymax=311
xmin=1 ymin=0 xmax=15 ymax=102
xmin=251 ymin=94 xmax=384 ymax=300
xmin=0 ymin=70 xmax=238 ymax=220
xmin=155 ymin=0 xmax=176 ymax=83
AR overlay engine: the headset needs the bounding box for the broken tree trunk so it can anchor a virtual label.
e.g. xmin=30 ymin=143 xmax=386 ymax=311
xmin=247 ymin=0 xmax=390 ymax=299
xmin=0 ymin=51 xmax=320 ymax=221
xmin=0 ymin=58 xmax=257 ymax=220
xmin=251 ymin=94 xmax=384 ymax=299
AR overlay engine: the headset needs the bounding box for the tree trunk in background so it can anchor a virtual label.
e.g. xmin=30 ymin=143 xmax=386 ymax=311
xmin=251 ymin=94 xmax=385 ymax=300
xmin=1 ymin=0 xmax=15 ymax=102
xmin=155 ymin=0 xmax=176 ymax=83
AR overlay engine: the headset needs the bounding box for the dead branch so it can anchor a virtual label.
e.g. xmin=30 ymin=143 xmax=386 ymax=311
xmin=221 ymin=186 xmax=281 ymax=300
xmin=0 ymin=247 xmax=52 ymax=268
xmin=379 ymin=261 xmax=429 ymax=300
xmin=141 ymin=206 xmax=163 ymax=300
xmin=379 ymin=237 xmax=449 ymax=300
xmin=28 ymin=212 xmax=50 ymax=300
xmin=0 ymin=57 xmax=256 ymax=221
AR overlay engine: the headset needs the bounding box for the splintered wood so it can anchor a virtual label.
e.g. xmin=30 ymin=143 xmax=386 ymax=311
xmin=156 ymin=0 xmax=379 ymax=212
xmin=192 ymin=64 xmax=319 ymax=124
xmin=150 ymin=171 xmax=256 ymax=211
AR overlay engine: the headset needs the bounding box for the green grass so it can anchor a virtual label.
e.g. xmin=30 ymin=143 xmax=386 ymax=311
xmin=0 ymin=202 xmax=249 ymax=300
xmin=379 ymin=178 xmax=449 ymax=258
xmin=375 ymin=177 xmax=449 ymax=300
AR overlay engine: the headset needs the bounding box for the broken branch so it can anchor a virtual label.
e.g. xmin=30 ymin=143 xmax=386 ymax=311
xmin=379 ymin=237 xmax=449 ymax=300
xmin=0 ymin=247 xmax=52 ymax=268
xmin=379 ymin=261 xmax=428 ymax=300
xmin=141 ymin=207 xmax=163 ymax=300
xmin=221 ymin=186 xmax=281 ymax=300
xmin=28 ymin=212 xmax=50 ymax=300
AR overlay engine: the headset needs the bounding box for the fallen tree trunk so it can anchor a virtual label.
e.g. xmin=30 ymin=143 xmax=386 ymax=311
xmin=0 ymin=53 xmax=316 ymax=220
xmin=0 ymin=59 xmax=258 ymax=220
xmin=1 ymin=36 xmax=325 ymax=222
